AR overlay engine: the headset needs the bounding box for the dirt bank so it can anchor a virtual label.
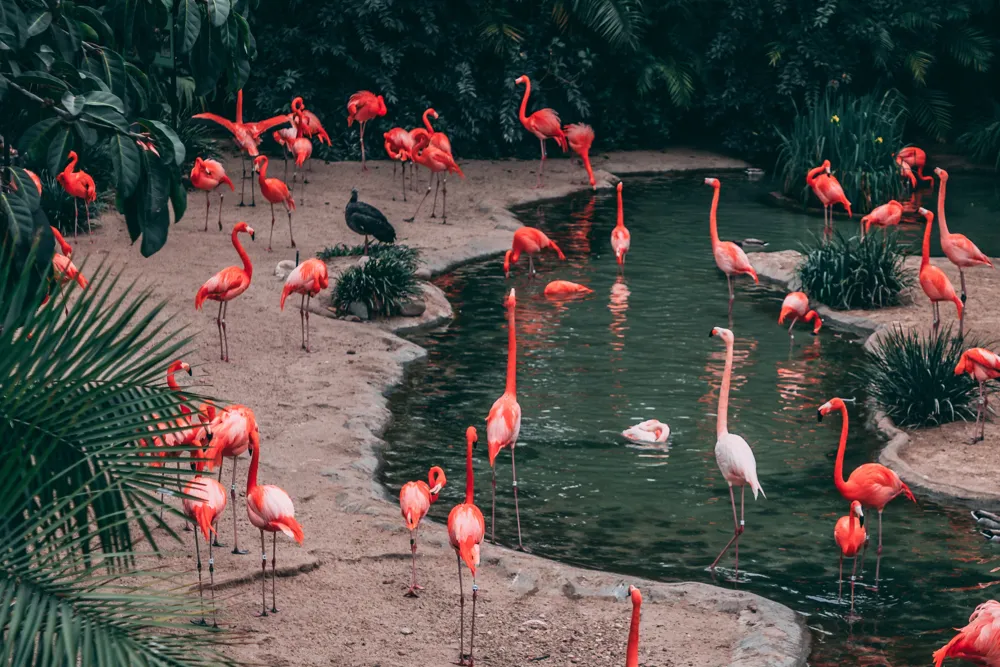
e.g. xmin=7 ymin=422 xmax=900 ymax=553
xmin=75 ymin=150 xmax=811 ymax=666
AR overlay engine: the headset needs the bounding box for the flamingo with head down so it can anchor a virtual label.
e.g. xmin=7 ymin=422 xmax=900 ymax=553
xmin=504 ymin=227 xmax=566 ymax=278
xmin=543 ymin=280 xmax=593 ymax=297
xmin=834 ymin=500 xmax=866 ymax=610
xmin=383 ymin=127 xmax=415 ymax=199
xmin=778 ymin=292 xmax=822 ymax=338
xmin=621 ymin=420 xmax=670 ymax=444
xmin=564 ymin=123 xmax=596 ymax=189
xmin=861 ymin=200 xmax=903 ymax=237
xmin=896 ymin=146 xmax=934 ymax=188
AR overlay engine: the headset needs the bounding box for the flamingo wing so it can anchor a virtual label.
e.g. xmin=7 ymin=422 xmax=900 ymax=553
xmin=191 ymin=112 xmax=238 ymax=136
xmin=247 ymin=114 xmax=294 ymax=138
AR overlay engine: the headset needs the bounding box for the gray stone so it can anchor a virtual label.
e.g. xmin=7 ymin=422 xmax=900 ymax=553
xmin=398 ymin=298 xmax=426 ymax=317
xmin=348 ymin=301 xmax=369 ymax=320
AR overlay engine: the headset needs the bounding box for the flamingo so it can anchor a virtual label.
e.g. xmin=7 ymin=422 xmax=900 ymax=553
xmin=406 ymin=127 xmax=430 ymax=191
xmin=933 ymin=600 xmax=1000 ymax=666
xmin=611 ymin=182 xmax=630 ymax=267
xmin=421 ymin=108 xmax=452 ymax=154
xmin=708 ymin=327 xmax=765 ymax=577
xmin=404 ymin=133 xmax=464 ymax=224
xmin=195 ymin=222 xmax=255 ymax=362
xmin=955 ymin=348 xmax=1000 ymax=443
xmin=705 ymin=178 xmax=759 ymax=315
xmin=245 ymin=423 xmax=304 ymax=617
xmin=899 ymin=160 xmax=918 ymax=191
xmin=182 ymin=454 xmax=228 ymax=627
xmin=514 ymin=75 xmax=568 ymax=188
xmin=916 ymin=207 xmax=963 ymax=337
xmin=625 ymin=585 xmax=642 ymax=667
xmin=935 ymin=168 xmax=994 ymax=333
xmin=621 ymin=420 xmax=670 ymax=444
xmin=383 ymin=127 xmax=415 ymax=199
xmin=289 ymin=137 xmax=312 ymax=203
xmin=205 ymin=403 xmax=259 ymax=555
xmin=190 ymin=158 xmax=234 ymax=232
xmin=819 ymin=397 xmax=915 ymax=584
xmin=896 ymin=146 xmax=934 ymax=188
xmin=25 ymin=168 xmax=42 ymax=195
xmin=805 ymin=160 xmax=852 ymax=231
xmin=281 ymin=255 xmax=329 ymax=353
xmin=448 ymin=426 xmax=485 ymax=667
xmin=543 ymin=280 xmax=593 ymax=297
xmin=290 ymin=97 xmax=331 ymax=146
xmin=346 ymin=90 xmax=387 ymax=171
xmin=564 ymin=123 xmax=596 ymax=189
xmin=273 ymin=127 xmax=299 ymax=181
xmin=56 ymin=151 xmax=96 ymax=241
xmin=778 ymin=292 xmax=822 ymax=338
xmin=192 ymin=90 xmax=293 ymax=206
xmin=834 ymin=500 xmax=866 ymax=610
xmin=861 ymin=200 xmax=903 ymax=237
xmin=253 ymin=156 xmax=296 ymax=251
xmin=49 ymin=226 xmax=88 ymax=298
xmin=504 ymin=227 xmax=566 ymax=278
xmin=398 ymin=466 xmax=447 ymax=597
xmin=487 ymin=289 xmax=526 ymax=550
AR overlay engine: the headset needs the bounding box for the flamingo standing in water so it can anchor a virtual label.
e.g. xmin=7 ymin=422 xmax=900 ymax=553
xmin=916 ymin=207 xmax=963 ymax=337
xmin=399 ymin=466 xmax=447 ymax=597
xmin=861 ymin=200 xmax=903 ymax=237
xmin=933 ymin=600 xmax=1000 ymax=666
xmin=190 ymin=158 xmax=234 ymax=231
xmin=514 ymin=75 xmax=568 ymax=188
xmin=206 ymin=403 xmax=259 ymax=554
xmin=543 ymin=280 xmax=593 ymax=297
xmin=834 ymin=500 xmax=866 ymax=610
xmin=253 ymin=156 xmax=296 ymax=251
xmin=182 ymin=454 xmax=228 ymax=627
xmin=955 ymin=348 xmax=1000 ymax=443
xmin=935 ymin=168 xmax=993 ymax=333
xmin=245 ymin=426 xmax=304 ymax=617
xmin=56 ymin=151 xmax=96 ymax=241
xmin=819 ymin=397 xmax=915 ymax=584
xmin=564 ymin=123 xmax=596 ymax=189
xmin=625 ymin=585 xmax=642 ymax=667
xmin=487 ymin=289 xmax=526 ymax=550
xmin=705 ymin=178 xmax=758 ymax=315
xmin=280 ymin=256 xmax=329 ymax=352
xmin=896 ymin=146 xmax=934 ymax=188
xmin=611 ymin=182 xmax=631 ymax=268
xmin=405 ymin=133 xmax=464 ymax=224
xmin=195 ymin=222 xmax=254 ymax=362
xmin=806 ymin=160 xmax=852 ymax=232
xmin=346 ymin=90 xmax=387 ymax=171
xmin=504 ymin=227 xmax=566 ymax=278
xmin=778 ymin=292 xmax=822 ymax=338
xmin=708 ymin=327 xmax=765 ymax=577
xmin=448 ymin=426 xmax=485 ymax=667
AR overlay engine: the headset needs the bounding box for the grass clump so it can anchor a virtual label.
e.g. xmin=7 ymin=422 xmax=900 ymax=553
xmin=331 ymin=245 xmax=420 ymax=318
xmin=858 ymin=325 xmax=982 ymax=427
xmin=318 ymin=242 xmax=417 ymax=264
xmin=797 ymin=230 xmax=914 ymax=310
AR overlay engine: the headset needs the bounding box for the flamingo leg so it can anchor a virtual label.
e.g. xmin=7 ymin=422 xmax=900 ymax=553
xmin=268 ymin=203 xmax=276 ymax=252
xmin=430 ymin=173 xmax=440 ymax=219
xmin=209 ymin=538 xmax=218 ymax=627
xmin=727 ymin=275 xmax=734 ymax=317
xmin=455 ymin=555 xmax=466 ymax=665
xmin=258 ymin=530 xmax=268 ymax=616
xmin=710 ymin=484 xmax=742 ymax=572
xmin=873 ymin=509 xmax=883 ymax=587
xmin=221 ymin=301 xmax=230 ymax=362
xmin=218 ymin=192 xmax=225 ymax=231
xmin=932 ymin=302 xmax=939 ymax=338
xmin=305 ymin=295 xmax=312 ymax=352
xmin=528 ymin=255 xmax=536 ymax=277
xmin=239 ymin=153 xmax=247 ymax=206
xmin=405 ymin=529 xmax=422 ymax=597
xmin=212 ymin=460 xmax=225 ymax=547
xmin=838 ymin=554 xmax=843 ymax=599
xmin=490 ymin=467 xmax=496 ymax=545
xmin=192 ymin=532 xmax=208 ymax=626
xmin=442 ymin=173 xmax=448 ymax=224
xmin=300 ymin=294 xmax=306 ymax=351
xmin=401 ymin=161 xmax=407 ymax=202
xmin=231 ymin=458 xmax=247 ymax=554
xmin=404 ymin=181 xmax=433 ymax=223
xmin=283 ymin=150 xmax=288 ymax=182
xmin=788 ymin=316 xmax=798 ymax=338
xmin=287 ymin=203 xmax=296 ymax=248
xmin=216 ymin=301 xmax=225 ymax=362
xmin=204 ymin=191 xmax=211 ymax=232
xmin=271 ymin=532 xmax=278 ymax=613
xmin=850 ymin=555 xmax=858 ymax=613
xmin=511 ymin=445 xmax=526 ymax=552
xmin=535 ymin=139 xmax=545 ymax=189
xmin=73 ymin=201 xmax=80 ymax=241
xmin=85 ymin=199 xmax=92 ymax=239
xmin=250 ymin=164 xmax=256 ymax=207
xmin=469 ymin=578 xmax=478 ymax=667
xmin=360 ymin=121 xmax=368 ymax=172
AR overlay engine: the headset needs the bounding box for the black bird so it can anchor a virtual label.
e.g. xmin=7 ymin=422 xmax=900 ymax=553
xmin=345 ymin=188 xmax=396 ymax=254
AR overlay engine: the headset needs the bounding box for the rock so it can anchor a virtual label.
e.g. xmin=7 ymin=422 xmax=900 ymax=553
xmin=520 ymin=619 xmax=549 ymax=630
xmin=398 ymin=298 xmax=426 ymax=317
xmin=348 ymin=301 xmax=369 ymax=320
xmin=274 ymin=259 xmax=296 ymax=280
xmin=345 ymin=315 xmax=361 ymax=323
xmin=399 ymin=627 xmax=413 ymax=636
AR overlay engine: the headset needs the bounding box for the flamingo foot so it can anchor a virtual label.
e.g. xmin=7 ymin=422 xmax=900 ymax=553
xmin=191 ymin=618 xmax=209 ymax=627
xmin=403 ymin=585 xmax=423 ymax=598
xmin=515 ymin=544 xmax=532 ymax=554
xmin=232 ymin=547 xmax=248 ymax=555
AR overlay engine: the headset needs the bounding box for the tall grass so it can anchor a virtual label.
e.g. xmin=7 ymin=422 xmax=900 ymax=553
xmin=797 ymin=230 xmax=914 ymax=310
xmin=776 ymin=90 xmax=907 ymax=214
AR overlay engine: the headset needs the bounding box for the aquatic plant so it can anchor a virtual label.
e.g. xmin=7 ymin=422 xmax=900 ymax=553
xmin=332 ymin=248 xmax=420 ymax=318
xmin=317 ymin=242 xmax=418 ymax=266
xmin=860 ymin=324 xmax=982 ymax=427
xmin=775 ymin=91 xmax=907 ymax=214
xmin=797 ymin=230 xmax=914 ymax=310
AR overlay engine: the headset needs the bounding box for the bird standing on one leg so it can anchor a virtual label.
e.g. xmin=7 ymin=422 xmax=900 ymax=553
xmin=253 ymin=156 xmax=296 ymax=252
xmin=347 ymin=90 xmax=387 ymax=172
xmin=289 ymin=137 xmax=313 ymax=204
xmin=399 ymin=466 xmax=446 ymax=597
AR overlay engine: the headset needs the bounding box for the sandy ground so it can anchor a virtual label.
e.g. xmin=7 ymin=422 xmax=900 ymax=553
xmin=750 ymin=247 xmax=1000 ymax=503
xmin=70 ymin=150 xmax=812 ymax=666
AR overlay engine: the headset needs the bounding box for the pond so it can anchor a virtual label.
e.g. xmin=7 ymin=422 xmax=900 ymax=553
xmin=379 ymin=171 xmax=1000 ymax=666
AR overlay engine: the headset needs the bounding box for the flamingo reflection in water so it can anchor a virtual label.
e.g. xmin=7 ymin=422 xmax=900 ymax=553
xmin=609 ymin=275 xmax=630 ymax=356
xmin=775 ymin=338 xmax=822 ymax=408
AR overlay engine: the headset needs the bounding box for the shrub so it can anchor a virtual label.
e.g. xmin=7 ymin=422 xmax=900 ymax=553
xmin=859 ymin=325 xmax=983 ymax=427
xmin=331 ymin=245 xmax=420 ymax=318
xmin=797 ymin=230 xmax=914 ymax=310
xmin=958 ymin=103 xmax=1000 ymax=170
xmin=318 ymin=242 xmax=418 ymax=265
xmin=775 ymin=90 xmax=906 ymax=214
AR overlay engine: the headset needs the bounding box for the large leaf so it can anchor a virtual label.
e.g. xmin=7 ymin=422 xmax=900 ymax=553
xmin=82 ymin=89 xmax=126 ymax=114
xmin=46 ymin=125 xmax=73 ymax=176
xmin=169 ymin=173 xmax=187 ymax=224
xmin=176 ymin=0 xmax=202 ymax=54
xmin=17 ymin=116 xmax=60 ymax=161
xmin=60 ymin=91 xmax=84 ymax=117
xmin=135 ymin=152 xmax=172 ymax=256
xmin=82 ymin=46 xmax=128 ymax=102
xmin=70 ymin=5 xmax=113 ymax=44
xmin=190 ymin=23 xmax=225 ymax=96
xmin=206 ymin=0 xmax=230 ymax=27
xmin=140 ymin=119 xmax=186 ymax=166
xmin=109 ymin=134 xmax=141 ymax=198
xmin=24 ymin=9 xmax=52 ymax=37
xmin=14 ymin=69 xmax=69 ymax=90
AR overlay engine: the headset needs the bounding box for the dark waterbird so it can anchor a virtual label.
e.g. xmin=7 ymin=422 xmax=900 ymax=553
xmin=345 ymin=189 xmax=396 ymax=254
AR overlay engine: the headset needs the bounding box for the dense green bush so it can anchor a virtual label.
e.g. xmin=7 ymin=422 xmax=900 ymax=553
xmin=332 ymin=245 xmax=420 ymax=318
xmin=318 ymin=242 xmax=417 ymax=264
xmin=776 ymin=91 xmax=906 ymax=214
xmin=798 ymin=230 xmax=914 ymax=310
xmin=860 ymin=325 xmax=982 ymax=427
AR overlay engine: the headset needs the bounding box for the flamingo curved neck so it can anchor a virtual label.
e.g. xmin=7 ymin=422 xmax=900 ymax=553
xmin=64 ymin=153 xmax=78 ymax=174
xmin=167 ymin=366 xmax=180 ymax=391
xmin=833 ymin=403 xmax=850 ymax=495
xmin=717 ymin=335 xmax=733 ymax=437
xmin=236 ymin=90 xmax=243 ymax=125
xmin=921 ymin=215 xmax=932 ymax=270
xmin=709 ymin=186 xmax=721 ymax=247
xmin=518 ymin=78 xmax=531 ymax=124
xmin=505 ymin=304 xmax=517 ymax=395
xmin=616 ymin=189 xmax=624 ymax=228
xmin=423 ymin=110 xmax=435 ymax=133
xmin=232 ymin=229 xmax=253 ymax=279
xmin=805 ymin=164 xmax=825 ymax=186
xmin=937 ymin=177 xmax=950 ymax=237
xmin=256 ymin=158 xmax=268 ymax=182
xmin=626 ymin=601 xmax=640 ymax=667
xmin=464 ymin=436 xmax=475 ymax=504
xmin=246 ymin=435 xmax=260 ymax=493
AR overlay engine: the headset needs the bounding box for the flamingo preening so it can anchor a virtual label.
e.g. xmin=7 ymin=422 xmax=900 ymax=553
xmin=195 ymin=222 xmax=254 ymax=362
xmin=705 ymin=178 xmax=758 ymax=315
xmin=834 ymin=501 xmax=866 ymax=611
xmin=55 ymin=151 xmax=96 ymax=241
xmin=280 ymin=256 xmax=329 ymax=352
xmin=421 ymin=107 xmax=452 ymax=154
xmin=289 ymin=137 xmax=313 ymax=203
xmin=383 ymin=127 xmax=415 ymax=200
xmin=514 ymin=75 xmax=568 ymax=188
xmin=182 ymin=455 xmax=228 ymax=627
xmin=564 ymin=122 xmax=596 ymax=189
xmin=253 ymin=156 xmax=296 ymax=251
xmin=861 ymin=200 xmax=903 ymax=237
xmin=806 ymin=160 xmax=852 ymax=232
xmin=206 ymin=403 xmax=259 ymax=554
xmin=504 ymin=227 xmax=566 ymax=278
xmin=346 ymin=90 xmax=387 ymax=171
xmin=621 ymin=420 xmax=670 ymax=444
xmin=543 ymin=280 xmax=593 ymax=297
xmin=611 ymin=182 xmax=630 ymax=268
xmin=778 ymin=292 xmax=822 ymax=338
xmin=448 ymin=426 xmax=485 ymax=667
xmin=290 ymin=96 xmax=332 ymax=146
xmin=708 ymin=327 xmax=765 ymax=578
xmin=190 ymin=158 xmax=234 ymax=232
xmin=955 ymin=347 xmax=1000 ymax=443
xmin=933 ymin=600 xmax=1000 ymax=666
xmin=896 ymin=146 xmax=934 ymax=188
xmin=404 ymin=132 xmax=464 ymax=224
xmin=916 ymin=207 xmax=963 ymax=337
xmin=399 ymin=466 xmax=446 ymax=597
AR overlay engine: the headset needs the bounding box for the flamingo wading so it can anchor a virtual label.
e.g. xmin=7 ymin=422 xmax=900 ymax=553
xmin=611 ymin=182 xmax=631 ymax=268
xmin=834 ymin=501 xmax=866 ymax=611
xmin=705 ymin=178 xmax=759 ymax=315
xmin=504 ymin=227 xmax=566 ymax=278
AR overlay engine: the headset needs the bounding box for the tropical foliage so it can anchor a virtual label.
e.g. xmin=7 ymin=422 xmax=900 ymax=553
xmin=332 ymin=245 xmax=420 ymax=318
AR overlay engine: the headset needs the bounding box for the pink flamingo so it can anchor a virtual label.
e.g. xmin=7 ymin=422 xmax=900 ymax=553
xmin=346 ymin=90 xmax=387 ymax=171
xmin=289 ymin=137 xmax=313 ymax=203
xmin=404 ymin=133 xmax=464 ymax=223
xmin=916 ymin=207 xmax=963 ymax=337
xmin=955 ymin=348 xmax=1000 ymax=443
xmin=626 ymin=585 xmax=642 ymax=667
xmin=543 ymin=280 xmax=593 ymax=297
xmin=778 ymin=292 xmax=822 ymax=338
xmin=621 ymin=420 xmax=670 ymax=444
xmin=383 ymin=127 xmax=415 ymax=199
xmin=819 ymin=397 xmax=915 ymax=584
xmin=806 ymin=160 xmax=853 ymax=232
xmin=421 ymin=107 xmax=452 ymax=154
xmin=834 ymin=500 xmax=866 ymax=610
xmin=896 ymin=146 xmax=934 ymax=188
xmin=246 ymin=426 xmax=304 ymax=617
xmin=49 ymin=227 xmax=88 ymax=303
xmin=56 ymin=151 xmax=96 ymax=241
xmin=290 ymin=96 xmax=331 ymax=146
xmin=504 ymin=227 xmax=566 ymax=278
xmin=253 ymin=156 xmax=296 ymax=251
xmin=398 ymin=466 xmax=447 ymax=597
xmin=935 ymin=168 xmax=994 ymax=332
xmin=514 ymin=75 xmax=568 ymax=188
xmin=708 ymin=327 xmax=765 ymax=577
xmin=195 ymin=222 xmax=254 ymax=362
xmin=448 ymin=426 xmax=486 ymax=666
xmin=273 ymin=127 xmax=299 ymax=181
xmin=182 ymin=453 xmax=228 ymax=627
xmin=564 ymin=123 xmax=596 ymax=189
xmin=206 ymin=403 xmax=259 ymax=554
xmin=861 ymin=200 xmax=903 ymax=237
xmin=705 ymin=178 xmax=759 ymax=315
xmin=190 ymin=157 xmax=234 ymax=231
xmin=487 ymin=289 xmax=526 ymax=550
xmin=933 ymin=600 xmax=1000 ymax=666
xmin=611 ymin=182 xmax=631 ymax=267
xmin=280 ymin=257 xmax=329 ymax=352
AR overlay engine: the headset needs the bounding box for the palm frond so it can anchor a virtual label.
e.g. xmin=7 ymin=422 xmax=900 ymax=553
xmin=567 ymin=0 xmax=645 ymax=50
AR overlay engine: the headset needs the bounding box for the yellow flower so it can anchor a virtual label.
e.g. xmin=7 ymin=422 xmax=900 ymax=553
xmin=831 ymin=115 xmax=840 ymax=124
xmin=876 ymin=136 xmax=883 ymax=144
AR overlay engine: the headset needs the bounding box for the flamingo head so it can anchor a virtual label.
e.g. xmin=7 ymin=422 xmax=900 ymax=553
xmin=193 ymin=157 xmax=205 ymax=172
xmin=822 ymin=159 xmax=832 ymax=173
xmin=427 ymin=466 xmax=447 ymax=500
xmin=66 ymin=150 xmax=78 ymax=163
xmin=805 ymin=310 xmax=823 ymax=335
xmin=628 ymin=585 xmax=642 ymax=606
xmin=169 ymin=360 xmax=192 ymax=376
xmin=233 ymin=221 xmax=256 ymax=241
xmin=427 ymin=108 xmax=438 ymax=120
xmin=704 ymin=177 xmax=720 ymax=188
xmin=466 ymin=426 xmax=478 ymax=448
xmin=291 ymin=97 xmax=304 ymax=112
xmin=709 ymin=326 xmax=733 ymax=344
xmin=851 ymin=500 xmax=865 ymax=527
xmin=817 ymin=397 xmax=846 ymax=421
xmin=375 ymin=95 xmax=387 ymax=116
xmin=503 ymin=288 xmax=516 ymax=310
xmin=617 ymin=182 xmax=623 ymax=194
xmin=252 ymin=155 xmax=266 ymax=172
xmin=934 ymin=167 xmax=948 ymax=182
xmin=917 ymin=207 xmax=933 ymax=224
xmin=955 ymin=351 xmax=974 ymax=376
xmin=514 ymin=75 xmax=528 ymax=86
xmin=503 ymin=250 xmax=512 ymax=278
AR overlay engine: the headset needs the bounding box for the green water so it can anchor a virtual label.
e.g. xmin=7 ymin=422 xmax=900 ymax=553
xmin=380 ymin=172 xmax=1000 ymax=666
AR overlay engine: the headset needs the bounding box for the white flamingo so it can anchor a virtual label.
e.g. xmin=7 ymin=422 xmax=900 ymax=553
xmin=708 ymin=327 xmax=764 ymax=577
xmin=621 ymin=419 xmax=670 ymax=444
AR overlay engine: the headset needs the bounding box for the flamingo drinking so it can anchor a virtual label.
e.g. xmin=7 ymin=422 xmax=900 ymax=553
xmin=861 ymin=200 xmax=903 ymax=237
xmin=611 ymin=182 xmax=630 ymax=268
xmin=504 ymin=227 xmax=566 ymax=278
xmin=195 ymin=222 xmax=254 ymax=362
xmin=778 ymin=292 xmax=822 ymax=338
xmin=399 ymin=466 xmax=447 ymax=597
xmin=564 ymin=123 xmax=596 ymax=189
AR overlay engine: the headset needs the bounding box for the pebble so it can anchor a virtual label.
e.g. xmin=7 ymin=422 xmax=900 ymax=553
xmin=399 ymin=627 xmax=413 ymax=636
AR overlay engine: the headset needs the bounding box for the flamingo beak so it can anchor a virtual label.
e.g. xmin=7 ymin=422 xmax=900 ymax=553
xmin=186 ymin=367 xmax=193 ymax=376
xmin=429 ymin=483 xmax=443 ymax=495
xmin=858 ymin=510 xmax=865 ymax=527
xmin=817 ymin=409 xmax=824 ymax=422
xmin=250 ymin=231 xmax=256 ymax=241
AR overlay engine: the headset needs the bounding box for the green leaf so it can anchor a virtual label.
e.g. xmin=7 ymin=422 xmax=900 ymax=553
xmin=140 ymin=119 xmax=185 ymax=166
xmin=70 ymin=5 xmax=113 ymax=44
xmin=60 ymin=91 xmax=84 ymax=117
xmin=206 ymin=0 xmax=230 ymax=27
xmin=169 ymin=174 xmax=187 ymax=224
xmin=135 ymin=152 xmax=172 ymax=256
xmin=73 ymin=121 xmax=98 ymax=146
xmin=78 ymin=70 xmax=111 ymax=92
xmin=5 ymin=167 xmax=41 ymax=211
xmin=15 ymin=70 xmax=69 ymax=90
xmin=176 ymin=0 xmax=202 ymax=54
xmin=82 ymin=46 xmax=127 ymax=102
xmin=25 ymin=10 xmax=52 ymax=37
xmin=190 ymin=23 xmax=225 ymax=96
xmin=17 ymin=116 xmax=60 ymax=163
xmin=82 ymin=90 xmax=126 ymax=114
xmin=46 ymin=125 xmax=73 ymax=176
xmin=109 ymin=134 xmax=140 ymax=198
xmin=82 ymin=107 xmax=129 ymax=133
